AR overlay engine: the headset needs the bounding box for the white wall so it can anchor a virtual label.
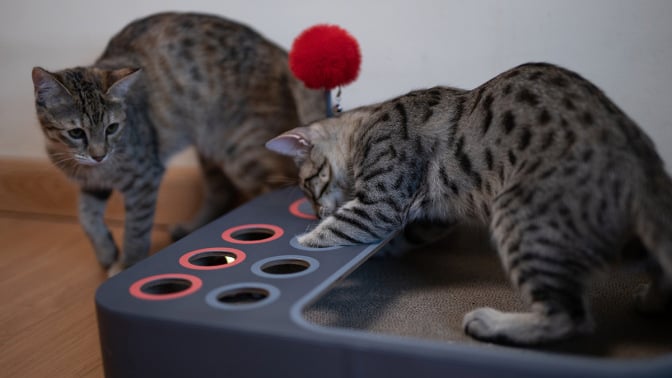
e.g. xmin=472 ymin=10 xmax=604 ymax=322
xmin=2 ymin=0 xmax=671 ymax=168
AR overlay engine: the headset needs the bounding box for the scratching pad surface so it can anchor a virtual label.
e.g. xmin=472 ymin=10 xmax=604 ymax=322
xmin=305 ymin=226 xmax=672 ymax=359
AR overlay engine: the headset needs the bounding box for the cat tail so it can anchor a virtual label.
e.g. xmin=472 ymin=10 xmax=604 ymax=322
xmin=287 ymin=75 xmax=328 ymax=125
xmin=633 ymin=171 xmax=672 ymax=279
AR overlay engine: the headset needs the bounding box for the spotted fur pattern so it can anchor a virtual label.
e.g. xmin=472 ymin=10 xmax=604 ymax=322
xmin=267 ymin=62 xmax=672 ymax=345
xmin=32 ymin=12 xmax=325 ymax=274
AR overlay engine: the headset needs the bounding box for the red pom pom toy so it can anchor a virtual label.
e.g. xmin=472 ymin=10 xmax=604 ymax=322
xmin=289 ymin=24 xmax=361 ymax=90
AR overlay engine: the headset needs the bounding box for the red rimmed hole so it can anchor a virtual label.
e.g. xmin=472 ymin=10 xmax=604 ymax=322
xmin=129 ymin=273 xmax=202 ymax=301
xmin=289 ymin=198 xmax=317 ymax=220
xmin=179 ymin=247 xmax=246 ymax=270
xmin=221 ymin=224 xmax=284 ymax=244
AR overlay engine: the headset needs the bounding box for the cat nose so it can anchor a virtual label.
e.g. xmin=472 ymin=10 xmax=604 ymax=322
xmin=91 ymin=154 xmax=106 ymax=162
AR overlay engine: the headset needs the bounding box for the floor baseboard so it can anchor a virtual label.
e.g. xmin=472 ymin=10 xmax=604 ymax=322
xmin=0 ymin=157 xmax=203 ymax=226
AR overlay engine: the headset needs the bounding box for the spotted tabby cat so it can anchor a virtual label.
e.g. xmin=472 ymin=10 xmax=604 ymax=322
xmin=32 ymin=12 xmax=325 ymax=275
xmin=266 ymin=62 xmax=672 ymax=345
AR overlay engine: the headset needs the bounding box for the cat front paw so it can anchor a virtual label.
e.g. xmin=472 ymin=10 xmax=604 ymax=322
xmin=297 ymin=231 xmax=332 ymax=248
xmin=106 ymin=261 xmax=125 ymax=278
xmin=95 ymin=245 xmax=119 ymax=269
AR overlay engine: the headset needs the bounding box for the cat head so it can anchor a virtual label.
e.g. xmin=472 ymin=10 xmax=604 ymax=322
xmin=31 ymin=66 xmax=141 ymax=167
xmin=266 ymin=115 xmax=359 ymax=218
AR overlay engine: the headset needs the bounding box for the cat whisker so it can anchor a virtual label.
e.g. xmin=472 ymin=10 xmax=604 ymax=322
xmin=47 ymin=152 xmax=73 ymax=161
xmin=265 ymin=175 xmax=299 ymax=188
xmin=287 ymin=186 xmax=302 ymax=198
xmin=51 ymin=156 xmax=78 ymax=168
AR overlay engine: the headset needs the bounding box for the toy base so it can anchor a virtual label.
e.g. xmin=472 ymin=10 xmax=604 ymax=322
xmin=96 ymin=188 xmax=672 ymax=378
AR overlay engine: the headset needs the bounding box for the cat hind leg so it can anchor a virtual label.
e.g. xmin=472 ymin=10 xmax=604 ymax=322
xmin=463 ymin=304 xmax=593 ymax=345
xmin=632 ymin=238 xmax=672 ymax=314
xmin=468 ymin=202 xmax=595 ymax=345
xmin=463 ymin=231 xmax=596 ymax=345
xmin=170 ymin=155 xmax=240 ymax=240
xmin=462 ymin=263 xmax=595 ymax=346
xmin=633 ymin=178 xmax=672 ymax=313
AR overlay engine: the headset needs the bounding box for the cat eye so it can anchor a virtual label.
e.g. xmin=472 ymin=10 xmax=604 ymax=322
xmin=106 ymin=123 xmax=119 ymax=135
xmin=68 ymin=128 xmax=85 ymax=139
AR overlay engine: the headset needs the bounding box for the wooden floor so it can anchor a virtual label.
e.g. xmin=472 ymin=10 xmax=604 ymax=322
xmin=0 ymin=158 xmax=201 ymax=377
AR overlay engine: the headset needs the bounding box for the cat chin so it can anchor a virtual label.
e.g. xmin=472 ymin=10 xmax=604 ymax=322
xmin=316 ymin=198 xmax=344 ymax=218
xmin=76 ymin=156 xmax=108 ymax=166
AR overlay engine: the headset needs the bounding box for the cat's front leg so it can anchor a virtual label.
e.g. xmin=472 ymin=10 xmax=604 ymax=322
xmin=297 ymin=199 xmax=402 ymax=248
xmin=79 ymin=188 xmax=118 ymax=268
xmin=119 ymin=175 xmax=162 ymax=271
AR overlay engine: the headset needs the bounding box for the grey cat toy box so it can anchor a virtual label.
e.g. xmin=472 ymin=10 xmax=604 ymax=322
xmin=95 ymin=187 xmax=672 ymax=377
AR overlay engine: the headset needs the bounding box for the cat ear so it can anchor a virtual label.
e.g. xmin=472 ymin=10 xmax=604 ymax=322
xmin=266 ymin=127 xmax=313 ymax=158
xmin=106 ymin=68 xmax=141 ymax=98
xmin=32 ymin=67 xmax=71 ymax=104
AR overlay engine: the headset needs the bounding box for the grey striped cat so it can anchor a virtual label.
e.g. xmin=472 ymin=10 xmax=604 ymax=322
xmin=32 ymin=12 xmax=325 ymax=275
xmin=266 ymin=62 xmax=672 ymax=345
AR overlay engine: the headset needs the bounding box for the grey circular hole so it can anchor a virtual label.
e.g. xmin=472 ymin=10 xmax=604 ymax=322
xmin=261 ymin=259 xmax=310 ymax=275
xmin=251 ymin=255 xmax=319 ymax=279
xmin=206 ymin=283 xmax=280 ymax=310
xmin=217 ymin=288 xmax=269 ymax=304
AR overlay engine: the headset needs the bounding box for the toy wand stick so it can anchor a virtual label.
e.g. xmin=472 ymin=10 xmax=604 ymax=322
xmin=288 ymin=24 xmax=361 ymax=118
